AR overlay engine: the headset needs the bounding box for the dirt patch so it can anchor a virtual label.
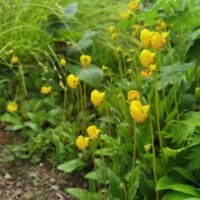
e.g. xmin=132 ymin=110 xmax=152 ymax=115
xmin=0 ymin=124 xmax=88 ymax=200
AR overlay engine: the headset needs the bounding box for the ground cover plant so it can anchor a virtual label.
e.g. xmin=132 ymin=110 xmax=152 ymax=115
xmin=0 ymin=0 xmax=200 ymax=199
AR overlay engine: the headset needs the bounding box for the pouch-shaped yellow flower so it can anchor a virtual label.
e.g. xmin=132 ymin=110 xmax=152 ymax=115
xmin=60 ymin=58 xmax=67 ymax=66
xmin=140 ymin=29 xmax=153 ymax=47
xmin=80 ymin=55 xmax=92 ymax=68
xmin=11 ymin=56 xmax=20 ymax=65
xmin=108 ymin=26 xmax=116 ymax=34
xmin=66 ymin=74 xmax=79 ymax=89
xmin=128 ymin=90 xmax=140 ymax=101
xmin=87 ymin=125 xmax=100 ymax=140
xmin=40 ymin=86 xmax=52 ymax=94
xmin=140 ymin=49 xmax=156 ymax=67
xmin=120 ymin=10 xmax=132 ymax=19
xmin=128 ymin=0 xmax=140 ymax=11
xmin=151 ymin=32 xmax=168 ymax=50
xmin=76 ymin=135 xmax=89 ymax=150
xmin=90 ymin=90 xmax=105 ymax=106
xmin=130 ymin=100 xmax=150 ymax=123
xmin=7 ymin=102 xmax=18 ymax=112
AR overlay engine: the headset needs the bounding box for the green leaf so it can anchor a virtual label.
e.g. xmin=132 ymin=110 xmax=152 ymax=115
xmin=64 ymin=2 xmax=78 ymax=18
xmin=98 ymin=116 xmax=116 ymax=124
xmin=162 ymin=191 xmax=193 ymax=200
xmin=157 ymin=176 xmax=200 ymax=197
xmin=95 ymin=148 xmax=114 ymax=157
xmin=126 ymin=166 xmax=140 ymax=200
xmin=57 ymin=158 xmax=85 ymax=173
xmin=78 ymin=38 xmax=93 ymax=50
xmin=173 ymin=167 xmax=197 ymax=184
xmin=66 ymin=188 xmax=100 ymax=200
xmin=0 ymin=113 xmax=22 ymax=125
xmin=68 ymin=64 xmax=103 ymax=87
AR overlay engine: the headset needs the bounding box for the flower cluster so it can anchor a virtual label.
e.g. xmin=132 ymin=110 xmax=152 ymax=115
xmin=108 ymin=25 xmax=117 ymax=41
xmin=139 ymin=27 xmax=169 ymax=78
xmin=76 ymin=125 xmax=100 ymax=150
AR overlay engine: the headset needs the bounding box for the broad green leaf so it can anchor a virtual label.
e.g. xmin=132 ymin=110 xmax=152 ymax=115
xmin=0 ymin=113 xmax=22 ymax=125
xmin=64 ymin=2 xmax=78 ymax=18
xmin=66 ymin=188 xmax=100 ymax=200
xmin=78 ymin=38 xmax=93 ymax=50
xmin=126 ymin=166 xmax=140 ymax=200
xmin=162 ymin=191 xmax=193 ymax=200
xmin=68 ymin=64 xmax=103 ymax=87
xmin=95 ymin=148 xmax=114 ymax=157
xmin=57 ymin=158 xmax=85 ymax=173
xmin=173 ymin=167 xmax=197 ymax=184
xmin=98 ymin=116 xmax=116 ymax=124
xmin=157 ymin=176 xmax=200 ymax=197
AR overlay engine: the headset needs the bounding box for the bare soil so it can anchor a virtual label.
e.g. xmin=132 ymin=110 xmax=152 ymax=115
xmin=0 ymin=123 xmax=88 ymax=200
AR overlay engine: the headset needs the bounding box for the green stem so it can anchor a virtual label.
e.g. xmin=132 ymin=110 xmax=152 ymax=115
xmin=168 ymin=40 xmax=180 ymax=121
xmin=154 ymin=72 xmax=164 ymax=155
xmin=149 ymin=112 xmax=159 ymax=200
xmin=157 ymin=51 xmax=169 ymax=117
xmin=19 ymin=64 xmax=27 ymax=97
xmin=133 ymin=120 xmax=137 ymax=167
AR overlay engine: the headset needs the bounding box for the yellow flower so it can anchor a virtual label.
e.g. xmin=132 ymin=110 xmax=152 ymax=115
xmin=7 ymin=102 xmax=18 ymax=112
xmin=121 ymin=10 xmax=132 ymax=19
xmin=141 ymin=70 xmax=153 ymax=78
xmin=108 ymin=25 xmax=116 ymax=34
xmin=76 ymin=135 xmax=89 ymax=150
xmin=128 ymin=0 xmax=140 ymax=11
xmin=140 ymin=49 xmax=156 ymax=67
xmin=128 ymin=90 xmax=140 ymax=101
xmin=140 ymin=29 xmax=153 ymax=47
xmin=80 ymin=55 xmax=92 ymax=68
xmin=90 ymin=90 xmax=105 ymax=106
xmin=66 ymin=74 xmax=79 ymax=89
xmin=60 ymin=58 xmax=67 ymax=66
xmin=11 ymin=56 xmax=20 ymax=65
xmin=156 ymin=19 xmax=167 ymax=31
xmin=151 ymin=32 xmax=168 ymax=50
xmin=40 ymin=86 xmax=52 ymax=94
xmin=130 ymin=100 xmax=150 ymax=123
xmin=87 ymin=125 xmax=100 ymax=140
xmin=111 ymin=32 xmax=117 ymax=41
xmin=149 ymin=64 xmax=157 ymax=71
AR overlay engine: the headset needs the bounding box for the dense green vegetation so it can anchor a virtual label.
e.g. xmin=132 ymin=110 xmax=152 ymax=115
xmin=0 ymin=0 xmax=200 ymax=199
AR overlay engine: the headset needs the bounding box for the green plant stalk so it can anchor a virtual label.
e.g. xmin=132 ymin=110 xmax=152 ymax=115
xmin=92 ymin=152 xmax=101 ymax=196
xmin=133 ymin=120 xmax=137 ymax=167
xmin=79 ymin=84 xmax=86 ymax=131
xmin=157 ymin=51 xmax=169 ymax=117
xmin=19 ymin=64 xmax=27 ymax=97
xmin=124 ymin=185 xmax=128 ymax=200
xmin=105 ymin=101 xmax=112 ymax=137
xmin=51 ymin=92 xmax=55 ymax=110
xmin=149 ymin=113 xmax=159 ymax=200
xmin=116 ymin=52 xmax=123 ymax=79
xmin=76 ymin=89 xmax=80 ymax=135
xmin=99 ymin=139 xmax=108 ymax=200
xmin=154 ymin=72 xmax=164 ymax=155
xmin=133 ymin=54 xmax=141 ymax=92
xmin=168 ymin=40 xmax=180 ymax=121
xmin=63 ymin=88 xmax=68 ymax=121
xmin=122 ymin=54 xmax=127 ymax=79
